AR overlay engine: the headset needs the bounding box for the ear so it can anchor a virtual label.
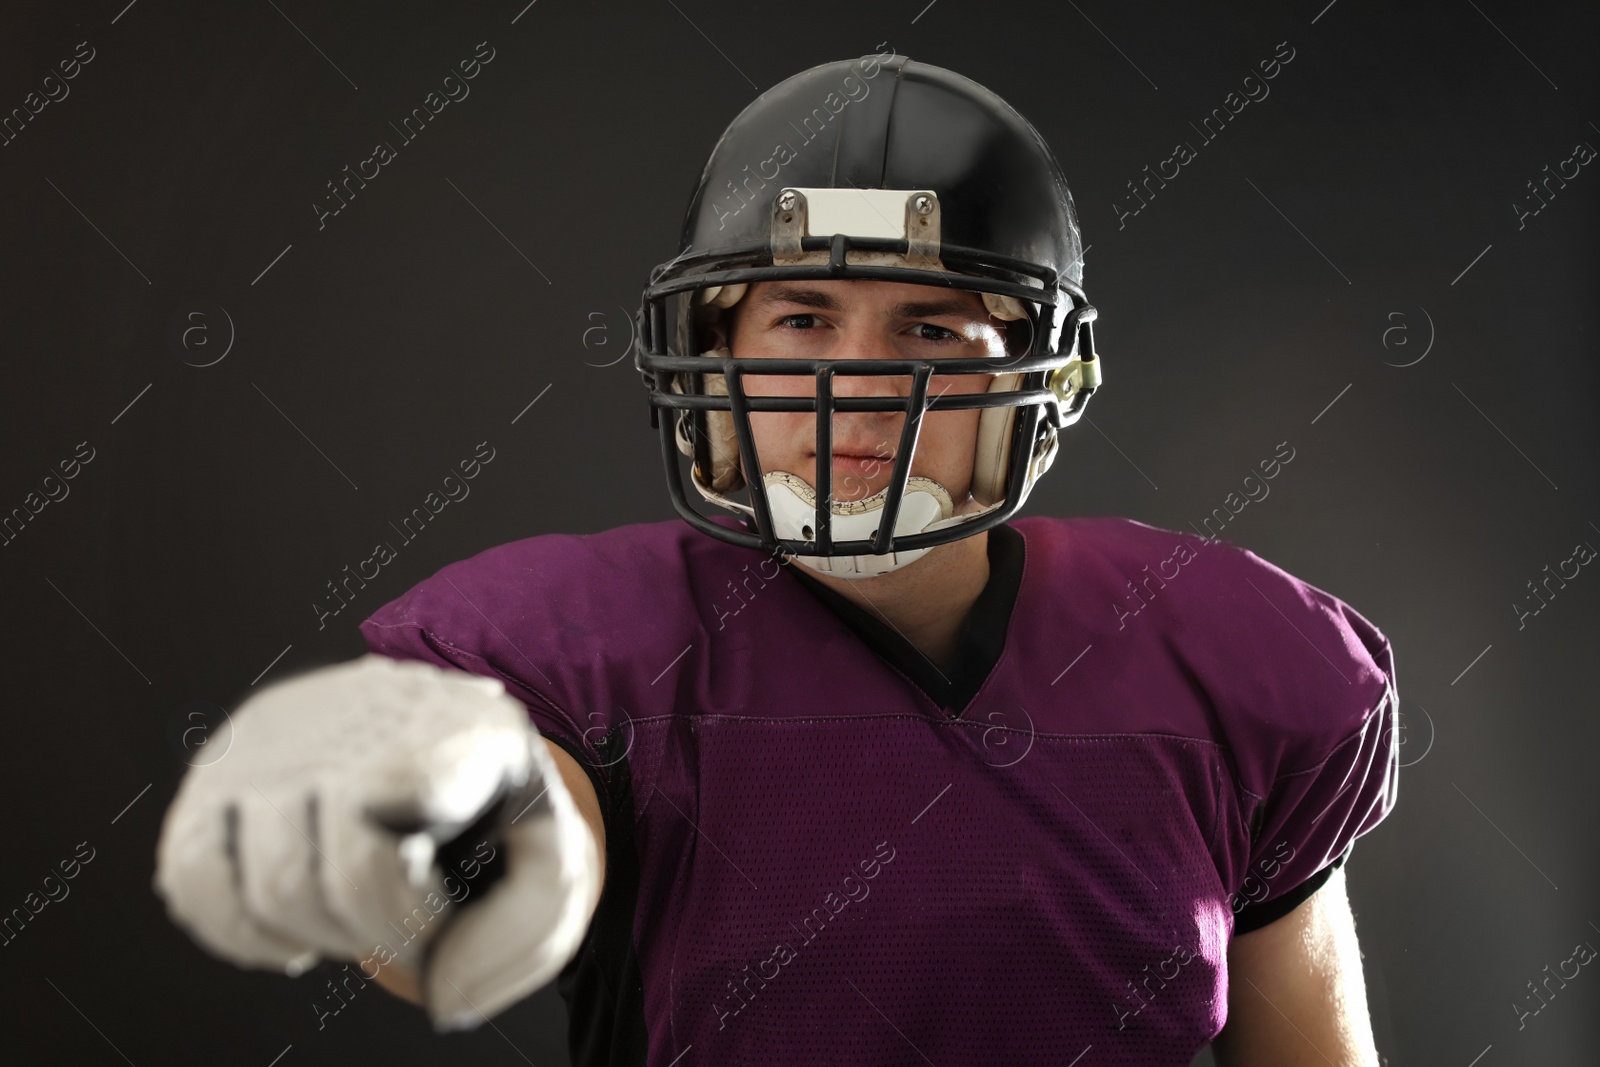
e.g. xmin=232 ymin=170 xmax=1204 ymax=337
xmin=687 ymin=304 xmax=729 ymax=357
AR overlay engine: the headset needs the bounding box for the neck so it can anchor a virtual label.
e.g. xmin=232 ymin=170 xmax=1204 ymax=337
xmin=805 ymin=529 xmax=991 ymax=671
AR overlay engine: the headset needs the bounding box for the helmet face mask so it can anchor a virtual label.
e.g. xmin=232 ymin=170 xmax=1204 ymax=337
xmin=635 ymin=57 xmax=1102 ymax=573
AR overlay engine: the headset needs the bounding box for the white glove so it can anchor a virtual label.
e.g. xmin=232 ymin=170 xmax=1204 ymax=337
xmin=154 ymin=654 xmax=601 ymax=1031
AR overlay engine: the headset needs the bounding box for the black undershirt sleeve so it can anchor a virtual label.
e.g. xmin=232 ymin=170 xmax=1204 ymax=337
xmin=1231 ymin=843 xmax=1353 ymax=935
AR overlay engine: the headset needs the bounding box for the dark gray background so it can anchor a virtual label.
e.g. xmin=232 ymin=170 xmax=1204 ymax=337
xmin=1 ymin=0 xmax=1595 ymax=1064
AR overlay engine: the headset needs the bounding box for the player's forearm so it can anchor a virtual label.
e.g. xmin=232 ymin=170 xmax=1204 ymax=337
xmin=546 ymin=736 xmax=608 ymax=900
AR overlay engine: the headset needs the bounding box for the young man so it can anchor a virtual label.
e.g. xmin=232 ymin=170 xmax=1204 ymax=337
xmin=156 ymin=54 xmax=1398 ymax=1066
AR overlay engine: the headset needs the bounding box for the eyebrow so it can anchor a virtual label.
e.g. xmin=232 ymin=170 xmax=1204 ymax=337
xmin=752 ymin=285 xmax=984 ymax=320
xmin=751 ymin=285 xmax=845 ymax=312
xmin=886 ymin=298 xmax=983 ymax=320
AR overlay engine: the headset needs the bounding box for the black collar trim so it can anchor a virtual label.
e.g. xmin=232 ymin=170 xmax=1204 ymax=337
xmin=790 ymin=523 xmax=1026 ymax=716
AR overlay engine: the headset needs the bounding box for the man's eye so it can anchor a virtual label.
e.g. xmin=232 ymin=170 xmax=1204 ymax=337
xmin=911 ymin=323 xmax=961 ymax=342
xmin=777 ymin=313 xmax=816 ymax=329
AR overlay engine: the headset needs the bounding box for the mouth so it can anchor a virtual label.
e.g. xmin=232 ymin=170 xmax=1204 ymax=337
xmin=809 ymin=449 xmax=896 ymax=479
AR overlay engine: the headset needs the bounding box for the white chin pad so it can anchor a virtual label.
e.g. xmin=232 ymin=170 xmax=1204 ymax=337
xmin=762 ymin=471 xmax=962 ymax=579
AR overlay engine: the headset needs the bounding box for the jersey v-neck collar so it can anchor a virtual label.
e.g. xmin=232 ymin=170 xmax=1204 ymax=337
xmin=788 ymin=523 xmax=1026 ymax=717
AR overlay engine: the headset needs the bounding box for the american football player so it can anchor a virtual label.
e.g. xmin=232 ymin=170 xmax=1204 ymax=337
xmin=156 ymin=53 xmax=1397 ymax=1066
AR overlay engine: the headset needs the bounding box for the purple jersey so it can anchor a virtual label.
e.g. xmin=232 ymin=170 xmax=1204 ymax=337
xmin=360 ymin=515 xmax=1399 ymax=1066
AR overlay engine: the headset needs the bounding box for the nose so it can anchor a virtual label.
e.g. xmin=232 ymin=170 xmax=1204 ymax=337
xmin=824 ymin=323 xmax=911 ymax=401
xmin=822 ymin=372 xmax=911 ymax=488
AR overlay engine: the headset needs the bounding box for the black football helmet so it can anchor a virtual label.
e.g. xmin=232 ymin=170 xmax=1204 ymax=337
xmin=634 ymin=52 xmax=1101 ymax=572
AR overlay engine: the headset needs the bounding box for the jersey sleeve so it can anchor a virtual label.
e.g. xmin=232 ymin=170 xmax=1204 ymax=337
xmin=355 ymin=522 xmax=713 ymax=833
xmin=1231 ymin=687 xmax=1395 ymax=924
xmin=355 ymin=538 xmax=628 ymax=825
xmin=1202 ymin=542 xmax=1401 ymax=927
xmin=358 ymin=616 xmax=614 ymax=819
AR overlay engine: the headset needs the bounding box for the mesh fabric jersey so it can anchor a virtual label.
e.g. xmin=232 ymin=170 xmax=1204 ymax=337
xmin=360 ymin=514 xmax=1399 ymax=1066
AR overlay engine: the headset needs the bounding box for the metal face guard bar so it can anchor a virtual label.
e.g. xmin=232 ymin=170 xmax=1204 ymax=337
xmin=636 ymin=233 xmax=1099 ymax=558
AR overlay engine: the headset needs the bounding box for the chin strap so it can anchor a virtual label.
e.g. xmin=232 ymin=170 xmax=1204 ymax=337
xmin=690 ymin=463 xmax=997 ymax=579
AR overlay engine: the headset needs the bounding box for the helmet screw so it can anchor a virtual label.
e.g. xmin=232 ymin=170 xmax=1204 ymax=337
xmin=777 ymin=190 xmax=798 ymax=211
xmin=913 ymin=194 xmax=935 ymax=215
